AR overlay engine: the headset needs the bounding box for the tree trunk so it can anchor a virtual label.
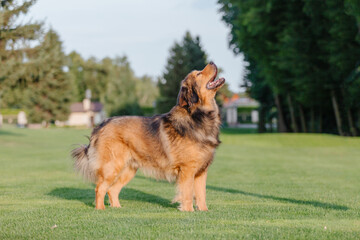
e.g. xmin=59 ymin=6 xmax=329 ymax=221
xmin=347 ymin=109 xmax=357 ymax=136
xmin=258 ymin=105 xmax=266 ymax=133
xmin=318 ymin=109 xmax=322 ymax=133
xmin=341 ymin=87 xmax=357 ymax=137
xmin=299 ymin=104 xmax=307 ymax=133
xmin=287 ymin=94 xmax=298 ymax=133
xmin=358 ymin=110 xmax=360 ymax=132
xmin=274 ymin=94 xmax=287 ymax=132
xmin=331 ymin=90 xmax=344 ymax=136
xmin=310 ymin=107 xmax=315 ymax=133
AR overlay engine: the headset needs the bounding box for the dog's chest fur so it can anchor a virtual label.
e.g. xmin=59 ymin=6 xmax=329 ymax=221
xmin=133 ymin=105 xmax=222 ymax=181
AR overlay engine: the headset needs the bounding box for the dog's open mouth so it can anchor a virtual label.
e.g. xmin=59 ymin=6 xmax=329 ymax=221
xmin=207 ymin=77 xmax=225 ymax=90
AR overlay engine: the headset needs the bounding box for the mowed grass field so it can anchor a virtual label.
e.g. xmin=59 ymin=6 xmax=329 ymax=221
xmin=0 ymin=126 xmax=360 ymax=239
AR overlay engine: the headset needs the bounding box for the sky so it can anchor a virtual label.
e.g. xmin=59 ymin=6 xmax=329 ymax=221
xmin=28 ymin=0 xmax=246 ymax=92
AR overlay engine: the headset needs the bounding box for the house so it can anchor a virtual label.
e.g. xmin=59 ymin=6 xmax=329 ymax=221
xmin=67 ymin=98 xmax=106 ymax=127
xmin=222 ymin=94 xmax=259 ymax=126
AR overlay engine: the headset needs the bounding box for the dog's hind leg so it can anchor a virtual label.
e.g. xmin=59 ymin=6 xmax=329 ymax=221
xmin=95 ymin=171 xmax=117 ymax=210
xmin=95 ymin=141 xmax=129 ymax=210
xmin=194 ymin=169 xmax=208 ymax=211
xmin=107 ymin=165 xmax=137 ymax=208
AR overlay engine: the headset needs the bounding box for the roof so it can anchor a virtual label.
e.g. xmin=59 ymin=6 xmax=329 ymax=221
xmin=223 ymin=94 xmax=259 ymax=108
xmin=70 ymin=102 xmax=103 ymax=113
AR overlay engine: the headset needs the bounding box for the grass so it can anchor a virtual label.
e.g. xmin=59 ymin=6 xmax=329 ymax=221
xmin=0 ymin=125 xmax=360 ymax=239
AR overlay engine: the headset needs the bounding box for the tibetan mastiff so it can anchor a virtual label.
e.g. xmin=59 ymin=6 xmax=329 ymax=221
xmin=72 ymin=62 xmax=225 ymax=211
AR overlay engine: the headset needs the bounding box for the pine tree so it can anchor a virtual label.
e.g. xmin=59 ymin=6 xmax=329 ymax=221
xmin=0 ymin=0 xmax=42 ymax=108
xmin=25 ymin=30 xmax=73 ymax=123
xmin=157 ymin=32 xmax=207 ymax=113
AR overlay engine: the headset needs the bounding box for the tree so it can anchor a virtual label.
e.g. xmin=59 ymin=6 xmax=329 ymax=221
xmin=24 ymin=30 xmax=73 ymax=123
xmin=135 ymin=75 xmax=158 ymax=107
xmin=157 ymin=31 xmax=207 ymax=113
xmin=243 ymin=57 xmax=274 ymax=133
xmin=323 ymin=0 xmax=360 ymax=136
xmin=67 ymin=51 xmax=85 ymax=102
xmin=345 ymin=0 xmax=360 ymax=24
xmin=66 ymin=53 xmax=159 ymax=117
xmin=0 ymin=0 xmax=42 ymax=108
xmin=218 ymin=0 xmax=290 ymax=132
xmin=81 ymin=57 xmax=105 ymax=102
xmin=218 ymin=0 xmax=360 ymax=135
xmin=105 ymin=56 xmax=142 ymax=116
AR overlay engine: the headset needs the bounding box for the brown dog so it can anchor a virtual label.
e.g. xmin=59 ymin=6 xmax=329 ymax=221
xmin=72 ymin=62 xmax=225 ymax=211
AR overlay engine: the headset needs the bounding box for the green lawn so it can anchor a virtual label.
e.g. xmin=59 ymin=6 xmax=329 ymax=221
xmin=0 ymin=126 xmax=360 ymax=239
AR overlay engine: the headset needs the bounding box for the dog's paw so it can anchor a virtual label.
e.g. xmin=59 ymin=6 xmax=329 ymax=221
xmin=178 ymin=202 xmax=194 ymax=212
xmin=110 ymin=203 xmax=121 ymax=208
xmin=196 ymin=205 xmax=208 ymax=211
xmin=95 ymin=205 xmax=105 ymax=210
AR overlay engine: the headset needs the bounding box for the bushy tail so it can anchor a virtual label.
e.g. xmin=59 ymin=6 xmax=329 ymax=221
xmin=71 ymin=145 xmax=96 ymax=183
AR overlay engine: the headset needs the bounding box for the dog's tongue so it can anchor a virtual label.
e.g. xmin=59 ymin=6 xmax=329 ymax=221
xmin=208 ymin=77 xmax=225 ymax=89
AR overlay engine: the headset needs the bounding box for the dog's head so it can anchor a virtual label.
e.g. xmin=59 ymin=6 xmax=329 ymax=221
xmin=177 ymin=62 xmax=225 ymax=111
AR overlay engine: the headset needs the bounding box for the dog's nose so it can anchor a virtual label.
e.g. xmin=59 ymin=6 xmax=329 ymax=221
xmin=209 ymin=61 xmax=214 ymax=65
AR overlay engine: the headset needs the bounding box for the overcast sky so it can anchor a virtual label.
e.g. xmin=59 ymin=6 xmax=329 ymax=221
xmin=28 ymin=0 xmax=246 ymax=92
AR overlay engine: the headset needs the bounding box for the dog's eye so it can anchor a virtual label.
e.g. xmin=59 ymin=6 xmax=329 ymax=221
xmin=196 ymin=72 xmax=201 ymax=76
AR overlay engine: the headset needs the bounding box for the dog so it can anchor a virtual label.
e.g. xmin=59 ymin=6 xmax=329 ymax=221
xmin=72 ymin=62 xmax=225 ymax=211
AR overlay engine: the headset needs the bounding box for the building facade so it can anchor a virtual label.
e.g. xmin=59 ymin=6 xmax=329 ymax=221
xmin=222 ymin=94 xmax=259 ymax=126
xmin=67 ymin=99 xmax=106 ymax=127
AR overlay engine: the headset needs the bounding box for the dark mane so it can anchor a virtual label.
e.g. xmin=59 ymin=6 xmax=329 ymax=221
xmin=162 ymin=107 xmax=221 ymax=147
xmin=143 ymin=115 xmax=163 ymax=137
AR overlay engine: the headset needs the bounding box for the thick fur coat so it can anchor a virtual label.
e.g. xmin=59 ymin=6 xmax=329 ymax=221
xmin=72 ymin=62 xmax=225 ymax=211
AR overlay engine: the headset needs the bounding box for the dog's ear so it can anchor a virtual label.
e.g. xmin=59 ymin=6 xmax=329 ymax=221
xmin=190 ymin=86 xmax=199 ymax=104
xmin=178 ymin=85 xmax=199 ymax=109
xmin=178 ymin=86 xmax=199 ymax=109
xmin=177 ymin=86 xmax=188 ymax=107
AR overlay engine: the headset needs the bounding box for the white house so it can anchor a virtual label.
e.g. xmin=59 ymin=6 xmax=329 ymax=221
xmin=222 ymin=94 xmax=259 ymax=126
xmin=67 ymin=99 xmax=106 ymax=127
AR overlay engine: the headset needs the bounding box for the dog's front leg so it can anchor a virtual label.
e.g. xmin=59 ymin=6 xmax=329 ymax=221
xmin=194 ymin=169 xmax=208 ymax=211
xmin=177 ymin=169 xmax=195 ymax=212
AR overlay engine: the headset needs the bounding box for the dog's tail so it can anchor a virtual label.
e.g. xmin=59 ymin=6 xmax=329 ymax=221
xmin=71 ymin=145 xmax=96 ymax=183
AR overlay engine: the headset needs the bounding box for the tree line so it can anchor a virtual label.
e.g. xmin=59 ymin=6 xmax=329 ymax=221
xmin=67 ymin=53 xmax=158 ymax=117
xmin=218 ymin=0 xmax=360 ymax=136
xmin=0 ymin=0 xmax=157 ymax=123
xmin=0 ymin=0 xmax=232 ymax=124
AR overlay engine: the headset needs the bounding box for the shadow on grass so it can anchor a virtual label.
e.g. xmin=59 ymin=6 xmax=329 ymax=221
xmin=207 ymin=185 xmax=349 ymax=211
xmin=48 ymin=187 xmax=176 ymax=209
xmin=0 ymin=130 xmax=24 ymax=136
xmin=124 ymin=176 xmax=348 ymax=211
